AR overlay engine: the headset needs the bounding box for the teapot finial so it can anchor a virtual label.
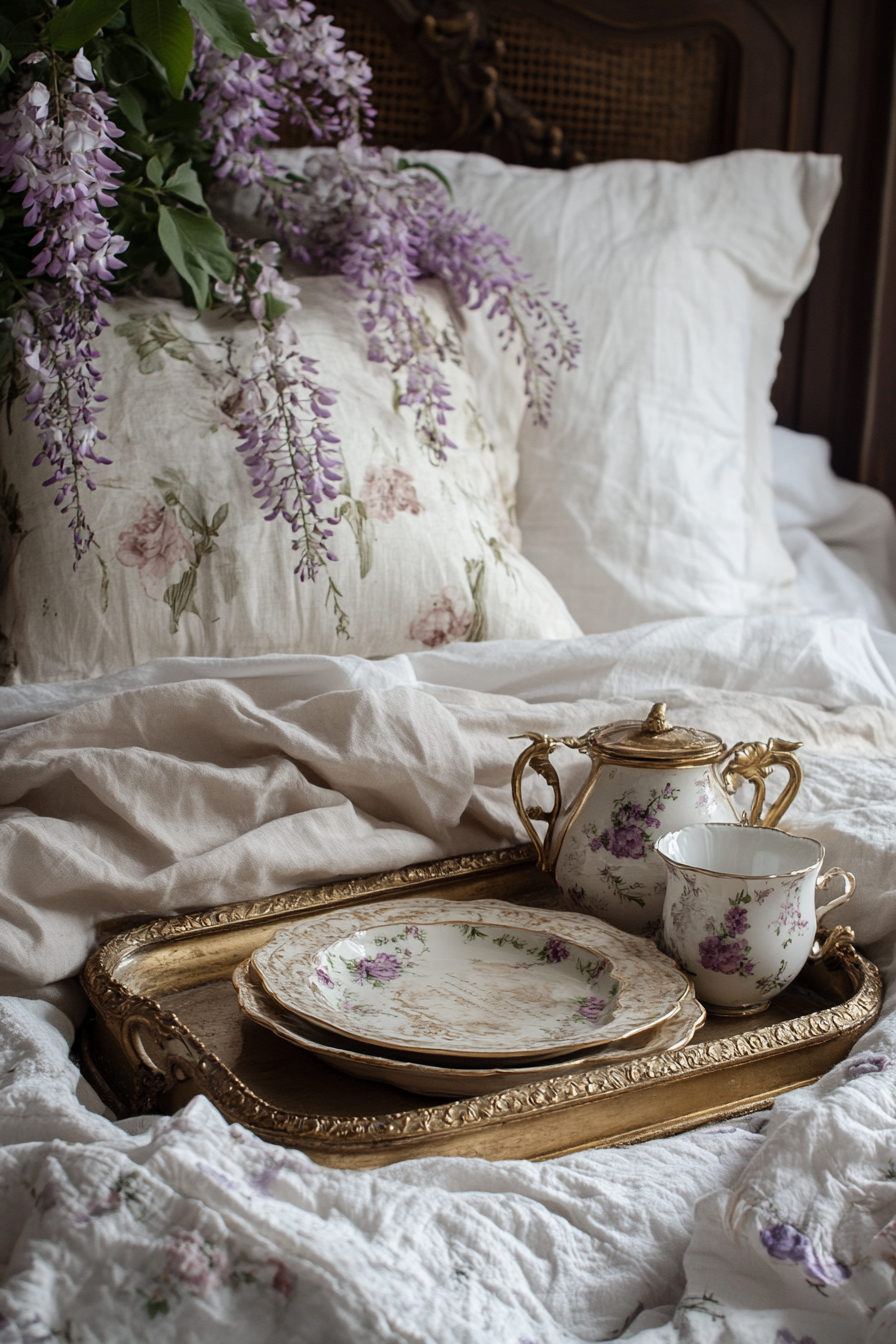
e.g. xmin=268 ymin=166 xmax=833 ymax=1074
xmin=642 ymin=702 xmax=671 ymax=735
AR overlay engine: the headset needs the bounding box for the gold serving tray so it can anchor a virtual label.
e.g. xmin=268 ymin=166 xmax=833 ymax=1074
xmin=79 ymin=846 xmax=882 ymax=1170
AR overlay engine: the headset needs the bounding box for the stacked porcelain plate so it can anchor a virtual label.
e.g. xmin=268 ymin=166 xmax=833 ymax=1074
xmin=233 ymin=897 xmax=705 ymax=1098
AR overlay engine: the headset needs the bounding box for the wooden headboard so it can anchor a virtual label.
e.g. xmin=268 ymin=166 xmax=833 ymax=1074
xmin=283 ymin=0 xmax=896 ymax=500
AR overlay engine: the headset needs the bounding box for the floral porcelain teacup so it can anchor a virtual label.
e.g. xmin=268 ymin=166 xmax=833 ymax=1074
xmin=656 ymin=823 xmax=855 ymax=1015
xmin=511 ymin=703 xmax=803 ymax=939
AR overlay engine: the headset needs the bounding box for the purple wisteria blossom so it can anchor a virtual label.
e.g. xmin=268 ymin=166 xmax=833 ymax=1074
xmin=1 ymin=66 xmax=127 ymax=565
xmin=760 ymin=1222 xmax=851 ymax=1286
xmin=193 ymin=0 xmax=577 ymax=465
xmin=290 ymin=143 xmax=580 ymax=458
xmin=193 ymin=0 xmax=373 ymax=189
xmin=215 ymin=240 xmax=346 ymax=585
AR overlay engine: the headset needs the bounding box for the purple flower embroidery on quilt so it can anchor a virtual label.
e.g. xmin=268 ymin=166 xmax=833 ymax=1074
xmin=760 ymin=1222 xmax=851 ymax=1285
xmin=268 ymin=1258 xmax=294 ymax=1296
xmin=847 ymin=1053 xmax=890 ymax=1079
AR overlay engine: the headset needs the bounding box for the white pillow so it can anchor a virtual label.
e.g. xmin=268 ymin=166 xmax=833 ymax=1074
xmin=1 ymin=278 xmax=581 ymax=684
xmin=421 ymin=149 xmax=841 ymax=632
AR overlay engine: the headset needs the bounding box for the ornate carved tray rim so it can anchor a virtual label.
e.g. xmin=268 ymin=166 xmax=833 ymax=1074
xmin=81 ymin=848 xmax=882 ymax=1153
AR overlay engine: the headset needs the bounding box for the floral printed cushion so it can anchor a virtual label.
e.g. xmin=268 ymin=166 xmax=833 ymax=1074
xmin=0 ymin=278 xmax=581 ymax=683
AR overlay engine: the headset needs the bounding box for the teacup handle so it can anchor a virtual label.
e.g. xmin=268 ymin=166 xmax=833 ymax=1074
xmin=815 ymin=867 xmax=856 ymax=925
xmin=719 ymin=738 xmax=803 ymax=829
xmin=510 ymin=731 xmax=592 ymax=873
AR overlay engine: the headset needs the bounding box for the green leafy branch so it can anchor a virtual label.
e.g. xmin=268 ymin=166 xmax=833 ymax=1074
xmin=42 ymin=0 xmax=263 ymax=92
xmin=0 ymin=0 xmax=265 ymax=319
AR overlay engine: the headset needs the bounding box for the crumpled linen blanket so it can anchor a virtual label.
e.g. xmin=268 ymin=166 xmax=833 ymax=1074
xmin=3 ymin=613 xmax=896 ymax=1342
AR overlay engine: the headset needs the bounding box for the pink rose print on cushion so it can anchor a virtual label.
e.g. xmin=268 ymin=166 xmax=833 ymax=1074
xmin=116 ymin=503 xmax=192 ymax=600
xmin=360 ymin=463 xmax=424 ymax=522
xmin=409 ymin=586 xmax=474 ymax=648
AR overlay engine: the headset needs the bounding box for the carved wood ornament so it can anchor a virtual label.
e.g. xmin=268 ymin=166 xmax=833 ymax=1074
xmin=388 ymin=0 xmax=582 ymax=165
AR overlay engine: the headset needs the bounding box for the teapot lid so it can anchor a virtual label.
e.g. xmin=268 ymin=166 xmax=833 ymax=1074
xmin=593 ymin=703 xmax=724 ymax=765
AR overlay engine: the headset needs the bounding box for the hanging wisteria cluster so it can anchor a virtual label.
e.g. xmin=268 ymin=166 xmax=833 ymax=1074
xmin=0 ymin=0 xmax=578 ymax=581
xmin=0 ymin=59 xmax=127 ymax=563
xmin=292 ymin=143 xmax=581 ymax=450
xmin=214 ymin=242 xmax=343 ymax=580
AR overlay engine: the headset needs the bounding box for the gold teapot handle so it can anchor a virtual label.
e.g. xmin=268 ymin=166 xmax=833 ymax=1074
xmin=510 ymin=732 xmax=590 ymax=872
xmin=719 ymin=738 xmax=803 ymax=829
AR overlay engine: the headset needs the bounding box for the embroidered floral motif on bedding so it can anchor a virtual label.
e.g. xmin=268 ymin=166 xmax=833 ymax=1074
xmin=116 ymin=471 xmax=233 ymax=632
xmin=2 ymin=280 xmax=581 ymax=682
xmin=359 ymin=463 xmax=423 ymax=522
xmin=760 ymin=1221 xmax=851 ymax=1285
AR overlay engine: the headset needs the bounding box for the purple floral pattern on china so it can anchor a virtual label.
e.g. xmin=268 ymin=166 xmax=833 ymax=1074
xmin=657 ymin=824 xmax=854 ymax=1012
xmin=253 ymin=897 xmax=689 ymax=1060
xmin=585 ymin=783 xmax=679 ymax=862
xmin=552 ymin=762 xmax=748 ymax=938
xmin=698 ymin=894 xmax=756 ymax=977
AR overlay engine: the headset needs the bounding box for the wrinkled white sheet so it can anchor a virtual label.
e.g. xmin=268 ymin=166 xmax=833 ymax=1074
xmin=3 ymin=615 xmax=896 ymax=1342
xmin=773 ymin=425 xmax=896 ymax=633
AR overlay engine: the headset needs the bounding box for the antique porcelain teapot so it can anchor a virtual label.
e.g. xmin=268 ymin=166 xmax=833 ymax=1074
xmin=511 ymin=704 xmax=803 ymax=937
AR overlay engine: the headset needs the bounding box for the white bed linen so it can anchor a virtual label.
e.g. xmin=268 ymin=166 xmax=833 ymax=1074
xmin=773 ymin=425 xmax=896 ymax=633
xmin=3 ymin=616 xmax=896 ymax=1341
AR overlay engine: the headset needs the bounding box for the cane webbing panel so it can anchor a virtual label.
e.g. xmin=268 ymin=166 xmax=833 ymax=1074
xmin=279 ymin=2 xmax=731 ymax=164
xmin=488 ymin=6 xmax=731 ymax=163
